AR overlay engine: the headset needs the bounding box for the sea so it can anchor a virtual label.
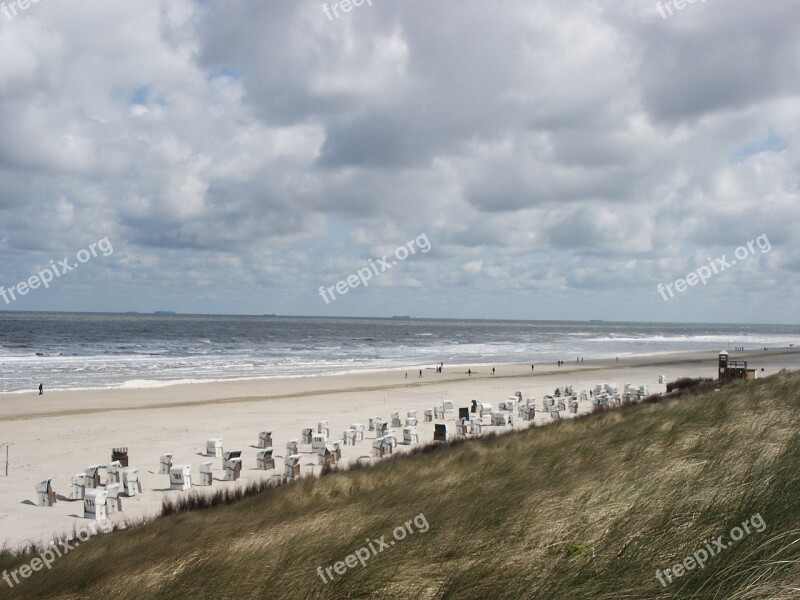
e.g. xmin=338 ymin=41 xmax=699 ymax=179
xmin=0 ymin=312 xmax=799 ymax=393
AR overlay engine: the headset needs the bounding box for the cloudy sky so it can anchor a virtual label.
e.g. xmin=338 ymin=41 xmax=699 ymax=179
xmin=0 ymin=0 xmax=797 ymax=323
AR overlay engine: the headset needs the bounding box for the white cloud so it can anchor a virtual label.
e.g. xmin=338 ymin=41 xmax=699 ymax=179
xmin=0 ymin=0 xmax=797 ymax=321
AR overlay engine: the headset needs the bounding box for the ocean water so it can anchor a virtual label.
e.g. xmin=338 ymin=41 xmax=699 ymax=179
xmin=0 ymin=312 xmax=799 ymax=393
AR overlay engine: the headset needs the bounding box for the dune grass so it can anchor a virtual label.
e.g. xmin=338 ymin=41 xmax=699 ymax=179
xmin=3 ymin=371 xmax=800 ymax=599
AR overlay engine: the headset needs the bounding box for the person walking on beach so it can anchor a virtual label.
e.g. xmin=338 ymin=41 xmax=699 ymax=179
xmin=38 ymin=383 xmax=43 ymax=395
xmin=531 ymin=364 xmax=534 ymax=371
xmin=468 ymin=369 xmax=472 ymax=376
xmin=419 ymin=369 xmax=422 ymax=378
xmin=492 ymin=367 xmax=495 ymax=375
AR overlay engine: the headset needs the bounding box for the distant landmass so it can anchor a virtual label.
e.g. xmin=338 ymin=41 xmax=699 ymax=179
xmin=154 ymin=311 xmax=177 ymax=316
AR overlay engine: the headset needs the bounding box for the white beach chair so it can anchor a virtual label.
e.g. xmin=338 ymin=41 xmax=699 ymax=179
xmin=84 ymin=489 xmax=108 ymax=521
xmin=206 ymin=438 xmax=222 ymax=458
xmin=350 ymin=423 xmax=365 ymax=442
xmin=312 ymin=434 xmax=327 ymax=453
xmin=403 ymin=426 xmax=419 ymax=445
xmin=343 ymin=429 xmax=356 ymax=445
xmin=206 ymin=438 xmax=223 ymax=458
xmin=223 ymin=457 xmax=242 ymax=481
xmin=491 ymin=412 xmax=511 ymax=426
xmin=391 ymin=412 xmax=402 ymax=428
xmin=105 ymin=483 xmax=122 ymax=514
xmin=372 ymin=439 xmax=386 ymax=458
xmin=284 ymin=454 xmax=301 ymax=479
xmin=169 ymin=465 xmax=192 ymax=491
xmin=159 ymin=454 xmax=173 ymax=475
xmin=258 ymin=431 xmax=273 ymax=449
xmin=36 ymin=478 xmax=57 ymax=507
xmin=121 ymin=468 xmax=142 ymax=496
xmin=301 ymin=428 xmax=314 ymax=445
xmin=70 ymin=473 xmax=86 ymax=500
xmin=256 ymin=448 xmax=275 ymax=470
xmin=85 ymin=465 xmax=104 ymax=489
xmin=384 ymin=430 xmax=398 ymax=449
xmin=434 ymin=423 xmax=450 ymax=442
xmin=106 ymin=461 xmax=122 ymax=485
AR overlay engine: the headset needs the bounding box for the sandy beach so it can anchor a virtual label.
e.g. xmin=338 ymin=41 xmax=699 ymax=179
xmin=2 ymin=347 xmax=799 ymax=549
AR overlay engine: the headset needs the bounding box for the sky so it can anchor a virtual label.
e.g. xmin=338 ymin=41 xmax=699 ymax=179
xmin=0 ymin=0 xmax=798 ymax=323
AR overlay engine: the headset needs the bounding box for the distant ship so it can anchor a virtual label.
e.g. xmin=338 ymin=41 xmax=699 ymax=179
xmin=154 ymin=311 xmax=177 ymax=316
xmin=392 ymin=315 xmax=412 ymax=320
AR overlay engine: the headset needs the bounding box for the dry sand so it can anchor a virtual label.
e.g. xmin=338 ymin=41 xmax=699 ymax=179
xmin=1 ymin=347 xmax=798 ymax=549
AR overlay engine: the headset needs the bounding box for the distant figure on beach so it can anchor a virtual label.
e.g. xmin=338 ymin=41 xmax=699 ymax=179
xmin=531 ymin=364 xmax=534 ymax=371
xmin=492 ymin=367 xmax=495 ymax=375
xmin=405 ymin=372 xmax=408 ymax=378
xmin=468 ymin=369 xmax=472 ymax=376
xmin=419 ymin=369 xmax=422 ymax=378
xmin=38 ymin=383 xmax=43 ymax=395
